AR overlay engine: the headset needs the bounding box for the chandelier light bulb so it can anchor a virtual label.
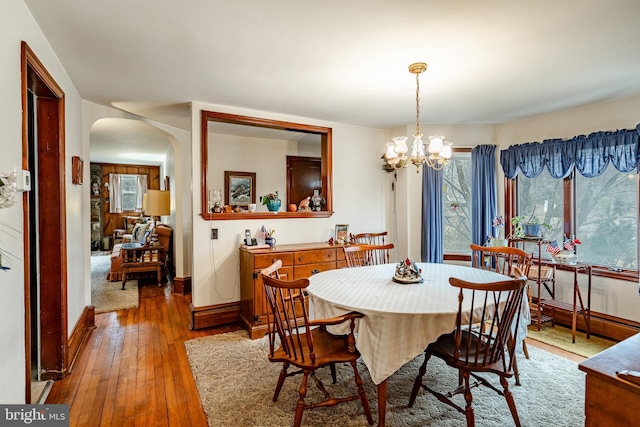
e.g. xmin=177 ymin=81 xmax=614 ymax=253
xmin=392 ymin=136 xmax=409 ymax=155
xmin=428 ymin=135 xmax=444 ymax=154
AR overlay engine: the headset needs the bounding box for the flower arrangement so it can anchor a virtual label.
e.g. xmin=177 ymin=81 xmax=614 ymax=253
xmin=0 ymin=170 xmax=17 ymax=209
xmin=492 ymin=215 xmax=505 ymax=238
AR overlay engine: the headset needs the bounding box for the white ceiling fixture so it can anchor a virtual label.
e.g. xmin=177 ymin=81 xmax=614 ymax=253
xmin=383 ymin=62 xmax=452 ymax=173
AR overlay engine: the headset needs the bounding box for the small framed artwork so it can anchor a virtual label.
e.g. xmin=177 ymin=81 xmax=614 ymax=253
xmin=224 ymin=171 xmax=256 ymax=208
xmin=72 ymin=156 xmax=83 ymax=185
xmin=335 ymin=224 xmax=349 ymax=244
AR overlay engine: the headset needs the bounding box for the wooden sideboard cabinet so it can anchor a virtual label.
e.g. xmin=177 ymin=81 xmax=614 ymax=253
xmin=578 ymin=333 xmax=640 ymax=426
xmin=239 ymin=242 xmax=346 ymax=339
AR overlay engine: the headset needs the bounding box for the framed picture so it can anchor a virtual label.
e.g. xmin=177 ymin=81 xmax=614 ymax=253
xmin=72 ymin=156 xmax=83 ymax=185
xmin=224 ymin=171 xmax=256 ymax=207
xmin=335 ymin=224 xmax=349 ymax=244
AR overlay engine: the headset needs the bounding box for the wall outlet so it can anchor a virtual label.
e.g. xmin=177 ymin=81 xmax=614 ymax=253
xmin=211 ymin=228 xmax=218 ymax=239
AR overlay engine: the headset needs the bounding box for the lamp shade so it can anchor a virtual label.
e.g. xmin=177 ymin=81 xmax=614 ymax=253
xmin=144 ymin=189 xmax=170 ymax=217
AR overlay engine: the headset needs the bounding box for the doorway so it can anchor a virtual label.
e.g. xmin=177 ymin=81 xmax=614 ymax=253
xmin=21 ymin=42 xmax=68 ymax=402
xmin=286 ymin=156 xmax=321 ymax=207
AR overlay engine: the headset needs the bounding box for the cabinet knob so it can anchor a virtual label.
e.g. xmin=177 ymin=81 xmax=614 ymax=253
xmin=311 ymin=269 xmax=320 ymax=275
xmin=298 ymin=256 xmax=303 ymax=262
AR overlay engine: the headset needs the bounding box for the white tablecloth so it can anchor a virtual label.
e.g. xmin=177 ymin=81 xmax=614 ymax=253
xmin=307 ymin=263 xmax=518 ymax=384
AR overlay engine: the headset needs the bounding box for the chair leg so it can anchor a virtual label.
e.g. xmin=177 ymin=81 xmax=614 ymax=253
xmin=330 ymin=362 xmax=337 ymax=384
xmin=350 ymin=360 xmax=374 ymax=425
xmin=461 ymin=371 xmax=475 ymax=427
xmin=293 ymin=371 xmax=310 ymax=427
xmin=273 ymin=362 xmax=289 ymax=402
xmin=522 ymin=340 xmax=530 ymax=359
xmin=512 ymin=352 xmax=521 ymax=386
xmin=408 ymin=352 xmax=430 ymax=407
xmin=500 ymin=375 xmax=521 ymax=427
xmin=121 ymin=272 xmax=127 ymax=290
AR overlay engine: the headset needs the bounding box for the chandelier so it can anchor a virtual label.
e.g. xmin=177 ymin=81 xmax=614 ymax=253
xmin=382 ymin=62 xmax=453 ymax=173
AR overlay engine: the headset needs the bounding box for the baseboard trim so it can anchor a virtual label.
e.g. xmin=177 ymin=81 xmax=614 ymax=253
xmin=190 ymin=302 xmax=240 ymax=330
xmin=67 ymin=306 xmax=96 ymax=374
xmin=172 ymin=276 xmax=192 ymax=294
xmin=539 ymin=303 xmax=640 ymax=341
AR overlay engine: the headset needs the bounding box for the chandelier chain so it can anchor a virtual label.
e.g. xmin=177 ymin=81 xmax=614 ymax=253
xmin=415 ymin=72 xmax=421 ymax=137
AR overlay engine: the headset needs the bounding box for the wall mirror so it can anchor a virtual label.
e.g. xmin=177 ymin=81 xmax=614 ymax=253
xmin=201 ymin=110 xmax=333 ymax=220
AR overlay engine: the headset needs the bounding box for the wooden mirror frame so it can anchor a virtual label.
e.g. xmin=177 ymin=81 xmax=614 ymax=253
xmin=200 ymin=110 xmax=333 ymax=220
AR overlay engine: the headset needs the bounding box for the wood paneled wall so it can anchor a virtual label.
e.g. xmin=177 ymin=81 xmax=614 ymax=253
xmin=92 ymin=163 xmax=160 ymax=241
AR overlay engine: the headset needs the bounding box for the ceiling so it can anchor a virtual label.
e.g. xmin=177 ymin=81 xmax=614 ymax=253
xmin=23 ymin=0 xmax=640 ymax=162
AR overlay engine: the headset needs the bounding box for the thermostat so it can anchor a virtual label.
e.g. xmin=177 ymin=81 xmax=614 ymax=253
xmin=16 ymin=170 xmax=31 ymax=192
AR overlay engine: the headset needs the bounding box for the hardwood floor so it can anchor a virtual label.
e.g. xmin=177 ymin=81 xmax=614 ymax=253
xmin=46 ymin=279 xmax=585 ymax=426
xmin=46 ymin=279 xmax=242 ymax=426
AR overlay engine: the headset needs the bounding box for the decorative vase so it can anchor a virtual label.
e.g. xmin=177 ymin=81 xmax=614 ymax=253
xmin=523 ymin=223 xmax=541 ymax=237
xmin=266 ymin=199 xmax=281 ymax=212
xmin=490 ymin=238 xmax=508 ymax=247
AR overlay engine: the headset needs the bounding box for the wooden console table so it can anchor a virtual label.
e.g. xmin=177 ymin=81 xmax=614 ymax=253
xmin=239 ymin=242 xmax=346 ymax=339
xmin=579 ymin=333 xmax=640 ymax=426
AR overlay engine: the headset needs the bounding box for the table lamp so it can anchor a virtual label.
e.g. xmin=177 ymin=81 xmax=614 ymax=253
xmin=144 ymin=189 xmax=170 ymax=246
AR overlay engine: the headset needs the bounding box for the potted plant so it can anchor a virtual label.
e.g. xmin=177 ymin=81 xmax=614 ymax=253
xmin=510 ymin=213 xmax=552 ymax=239
xmin=261 ymin=191 xmax=281 ymax=212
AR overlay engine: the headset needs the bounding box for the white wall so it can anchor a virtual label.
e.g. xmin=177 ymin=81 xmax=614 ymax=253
xmin=0 ymin=0 xmax=85 ymax=403
xmin=191 ymin=102 xmax=387 ymax=307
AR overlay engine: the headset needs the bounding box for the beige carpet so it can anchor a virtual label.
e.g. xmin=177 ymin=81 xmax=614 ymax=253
xmin=185 ymin=330 xmax=585 ymax=427
xmin=91 ymin=255 xmax=138 ymax=313
xmin=527 ymin=324 xmax=616 ymax=358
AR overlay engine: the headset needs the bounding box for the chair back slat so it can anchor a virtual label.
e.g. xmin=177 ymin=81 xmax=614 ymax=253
xmin=449 ymin=274 xmax=527 ymax=370
xmin=262 ymin=272 xmax=314 ymax=364
xmin=343 ymin=243 xmax=394 ymax=267
xmin=350 ymin=231 xmax=387 ymax=245
xmin=470 ymin=244 xmax=533 ymax=278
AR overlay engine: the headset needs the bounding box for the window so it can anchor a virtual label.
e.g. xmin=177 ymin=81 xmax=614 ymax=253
xmin=512 ymin=165 xmax=638 ymax=272
xmin=443 ymin=151 xmax=472 ymax=253
xmin=120 ymin=174 xmax=139 ymax=212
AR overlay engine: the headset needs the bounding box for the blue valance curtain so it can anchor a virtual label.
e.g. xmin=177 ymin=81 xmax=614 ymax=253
xmin=471 ymin=145 xmax=497 ymax=245
xmin=500 ymin=125 xmax=640 ymax=179
xmin=421 ymin=164 xmax=443 ymax=263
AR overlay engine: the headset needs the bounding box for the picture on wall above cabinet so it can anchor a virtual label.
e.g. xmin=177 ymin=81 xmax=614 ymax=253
xmin=224 ymin=171 xmax=256 ymax=208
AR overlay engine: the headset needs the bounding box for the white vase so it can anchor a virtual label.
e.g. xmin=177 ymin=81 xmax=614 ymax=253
xmin=490 ymin=238 xmax=508 ymax=247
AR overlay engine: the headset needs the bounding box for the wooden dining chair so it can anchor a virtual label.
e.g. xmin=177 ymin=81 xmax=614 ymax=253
xmin=260 ymin=263 xmax=374 ymax=427
xmin=350 ymin=231 xmax=388 ymax=245
xmin=408 ymin=270 xmax=528 ymax=427
xmin=469 ymin=244 xmax=533 ymax=385
xmin=343 ymin=243 xmax=394 ymax=267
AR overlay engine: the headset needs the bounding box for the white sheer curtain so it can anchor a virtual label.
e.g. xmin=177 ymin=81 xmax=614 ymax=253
xmin=109 ymin=174 xmax=122 ymax=213
xmin=135 ymin=175 xmax=147 ymax=213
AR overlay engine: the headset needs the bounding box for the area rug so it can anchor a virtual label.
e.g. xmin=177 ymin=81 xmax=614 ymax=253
xmin=527 ymin=324 xmax=616 ymax=358
xmin=91 ymin=255 xmax=138 ymax=313
xmin=185 ymin=330 xmax=585 ymax=427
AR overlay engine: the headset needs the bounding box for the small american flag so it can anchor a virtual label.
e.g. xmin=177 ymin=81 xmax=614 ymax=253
xmin=546 ymin=240 xmax=561 ymax=256
xmin=564 ymin=238 xmax=574 ymax=251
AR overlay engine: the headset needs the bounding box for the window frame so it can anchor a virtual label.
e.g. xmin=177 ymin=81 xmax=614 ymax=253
xmin=505 ymin=171 xmax=639 ymax=282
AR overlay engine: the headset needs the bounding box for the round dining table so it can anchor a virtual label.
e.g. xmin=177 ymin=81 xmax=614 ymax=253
xmin=307 ymin=262 xmax=518 ymax=427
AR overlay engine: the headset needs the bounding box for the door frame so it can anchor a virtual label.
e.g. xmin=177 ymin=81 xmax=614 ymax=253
xmin=21 ymin=41 xmax=68 ymax=401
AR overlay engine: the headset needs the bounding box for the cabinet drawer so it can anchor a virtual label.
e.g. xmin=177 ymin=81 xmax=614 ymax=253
xmin=254 ymin=253 xmax=294 ymax=269
xmin=294 ymin=262 xmax=335 ymax=279
xmin=294 ymin=249 xmax=336 ymax=265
